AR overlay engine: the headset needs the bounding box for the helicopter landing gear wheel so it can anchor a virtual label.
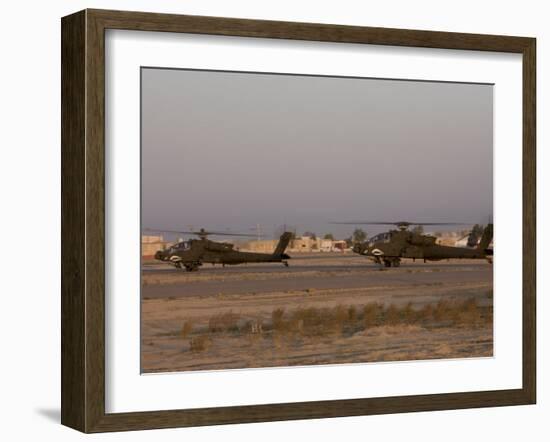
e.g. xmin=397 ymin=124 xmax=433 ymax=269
xmin=283 ymin=261 xmax=289 ymax=267
xmin=184 ymin=263 xmax=200 ymax=272
xmin=383 ymin=258 xmax=400 ymax=268
xmin=174 ymin=262 xmax=182 ymax=269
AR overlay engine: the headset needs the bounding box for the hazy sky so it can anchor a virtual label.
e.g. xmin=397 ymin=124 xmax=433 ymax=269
xmin=141 ymin=68 xmax=493 ymax=240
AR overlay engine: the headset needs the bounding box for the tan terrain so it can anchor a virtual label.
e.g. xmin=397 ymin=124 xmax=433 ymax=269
xmin=141 ymin=254 xmax=493 ymax=373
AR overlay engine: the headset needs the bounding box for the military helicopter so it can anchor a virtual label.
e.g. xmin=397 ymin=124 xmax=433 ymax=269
xmin=332 ymin=221 xmax=493 ymax=267
xmin=147 ymin=228 xmax=292 ymax=271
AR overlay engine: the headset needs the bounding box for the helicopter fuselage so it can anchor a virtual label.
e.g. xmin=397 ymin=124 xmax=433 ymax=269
xmin=353 ymin=226 xmax=493 ymax=267
xmin=154 ymin=234 xmax=292 ymax=271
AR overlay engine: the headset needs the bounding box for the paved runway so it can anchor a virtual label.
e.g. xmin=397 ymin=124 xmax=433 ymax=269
xmin=141 ymin=258 xmax=487 ymax=274
xmin=142 ymin=258 xmax=492 ymax=299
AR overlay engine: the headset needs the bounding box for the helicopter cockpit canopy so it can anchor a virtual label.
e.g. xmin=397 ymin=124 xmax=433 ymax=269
xmin=170 ymin=241 xmax=190 ymax=252
xmin=368 ymin=232 xmax=392 ymax=246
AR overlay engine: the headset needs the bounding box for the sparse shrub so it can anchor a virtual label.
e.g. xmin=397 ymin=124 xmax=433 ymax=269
xmin=345 ymin=304 xmax=366 ymax=334
xmin=434 ymin=299 xmax=451 ymax=322
xmin=419 ymin=303 xmax=434 ymax=322
xmin=209 ymin=311 xmax=240 ymax=333
xmin=242 ymin=319 xmax=264 ymax=334
xmin=293 ymin=318 xmax=305 ymax=334
xmin=401 ymin=302 xmax=416 ymax=324
xmin=385 ymin=304 xmax=400 ymax=325
xmin=327 ymin=305 xmax=348 ymax=335
xmin=272 ymin=308 xmax=285 ymax=331
xmin=456 ymin=297 xmax=481 ymax=326
xmin=180 ymin=321 xmax=193 ymax=339
xmin=270 ymin=306 xmax=352 ymax=337
xmin=190 ymin=335 xmax=211 ymax=352
xmin=292 ymin=307 xmax=323 ymax=335
xmin=421 ymin=297 xmax=489 ymax=327
xmin=348 ymin=305 xmax=357 ymax=322
xmin=462 ymin=297 xmax=478 ymax=313
xmin=272 ymin=333 xmax=284 ymax=350
xmin=363 ymin=302 xmax=382 ymax=328
xmin=264 ymin=295 xmax=491 ymax=349
xmin=334 ymin=305 xmax=348 ymax=323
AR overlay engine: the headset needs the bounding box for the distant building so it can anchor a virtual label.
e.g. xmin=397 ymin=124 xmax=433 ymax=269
xmin=290 ymin=236 xmax=318 ymax=252
xmin=239 ymin=239 xmax=278 ymax=253
xmin=141 ymin=235 xmax=171 ymax=258
xmin=454 ymin=236 xmax=494 ymax=249
xmin=319 ymin=239 xmax=347 ymax=252
xmin=432 ymin=230 xmax=494 ymax=249
xmin=454 ymin=236 xmax=471 ymax=247
xmin=319 ymin=239 xmax=333 ymax=252
xmin=433 ymin=230 xmax=464 ymax=247
xmin=237 ymin=236 xmax=350 ymax=254
xmin=436 ymin=237 xmax=458 ymax=246
xmin=332 ymin=240 xmax=348 ymax=251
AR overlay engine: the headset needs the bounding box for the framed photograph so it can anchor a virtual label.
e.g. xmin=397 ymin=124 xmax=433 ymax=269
xmin=61 ymin=9 xmax=536 ymax=433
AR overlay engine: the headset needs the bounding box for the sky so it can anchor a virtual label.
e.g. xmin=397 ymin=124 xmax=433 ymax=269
xmin=141 ymin=68 xmax=493 ymax=240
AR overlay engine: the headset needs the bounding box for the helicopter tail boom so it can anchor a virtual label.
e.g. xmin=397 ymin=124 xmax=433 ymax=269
xmin=273 ymin=232 xmax=293 ymax=257
xmin=477 ymin=223 xmax=493 ymax=252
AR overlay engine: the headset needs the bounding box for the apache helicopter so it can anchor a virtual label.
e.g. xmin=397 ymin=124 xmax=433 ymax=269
xmin=147 ymin=228 xmax=292 ymax=271
xmin=332 ymin=221 xmax=493 ymax=267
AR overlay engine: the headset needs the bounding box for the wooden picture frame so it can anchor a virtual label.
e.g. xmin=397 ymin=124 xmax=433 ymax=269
xmin=61 ymin=8 xmax=536 ymax=433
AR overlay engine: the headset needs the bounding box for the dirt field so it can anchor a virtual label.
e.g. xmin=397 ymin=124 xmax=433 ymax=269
xmin=141 ymin=254 xmax=493 ymax=373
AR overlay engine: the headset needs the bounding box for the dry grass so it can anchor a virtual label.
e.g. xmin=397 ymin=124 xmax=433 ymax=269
xmin=175 ymin=297 xmax=491 ymax=355
xmin=363 ymin=302 xmax=384 ymax=327
xmin=430 ymin=298 xmax=487 ymax=327
xmin=208 ymin=311 xmax=240 ymax=333
xmin=243 ymin=318 xmax=264 ymax=334
xmin=385 ymin=304 xmax=400 ymax=325
xmin=189 ymin=335 xmax=211 ymax=353
xmin=271 ymin=308 xmax=285 ymax=330
xmin=180 ymin=321 xmax=193 ymax=338
xmin=359 ymin=298 xmax=490 ymax=330
xmin=269 ymin=305 xmax=357 ymax=338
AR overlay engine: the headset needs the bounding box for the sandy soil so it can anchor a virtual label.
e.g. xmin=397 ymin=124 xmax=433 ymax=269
xmin=141 ymin=255 xmax=493 ymax=373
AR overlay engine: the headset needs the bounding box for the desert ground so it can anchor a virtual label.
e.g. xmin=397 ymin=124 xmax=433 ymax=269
xmin=141 ymin=253 xmax=493 ymax=373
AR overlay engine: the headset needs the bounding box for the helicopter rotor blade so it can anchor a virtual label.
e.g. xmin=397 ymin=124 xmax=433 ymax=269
xmin=143 ymin=228 xmax=199 ymax=235
xmin=330 ymin=221 xmax=395 ymax=225
xmin=143 ymin=228 xmax=256 ymax=238
xmin=330 ymin=221 xmax=469 ymax=226
xmin=199 ymin=231 xmax=257 ymax=237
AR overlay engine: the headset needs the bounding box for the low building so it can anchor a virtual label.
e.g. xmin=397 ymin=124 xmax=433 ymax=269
xmin=239 ymin=236 xmax=350 ymax=254
xmin=433 ymin=231 xmax=465 ymax=246
xmin=319 ymin=239 xmax=333 ymax=252
xmin=289 ymin=237 xmax=349 ymax=253
xmin=454 ymin=236 xmax=471 ymax=247
xmin=332 ymin=240 xmax=348 ymax=251
xmin=141 ymin=235 xmax=170 ymax=259
xmin=238 ymin=239 xmax=278 ymax=253
xmin=289 ymin=236 xmax=319 ymax=252
xmin=436 ymin=237 xmax=458 ymax=246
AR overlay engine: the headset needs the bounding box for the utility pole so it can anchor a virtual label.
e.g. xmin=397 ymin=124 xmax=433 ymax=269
xmin=256 ymin=223 xmax=263 ymax=242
